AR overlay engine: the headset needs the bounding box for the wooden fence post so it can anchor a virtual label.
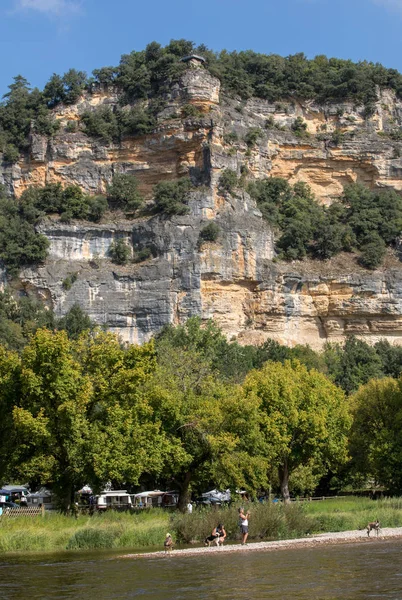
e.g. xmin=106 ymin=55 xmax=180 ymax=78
xmin=41 ymin=504 xmax=45 ymax=518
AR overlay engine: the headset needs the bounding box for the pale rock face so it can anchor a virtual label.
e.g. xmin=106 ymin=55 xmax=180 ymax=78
xmin=3 ymin=66 xmax=402 ymax=348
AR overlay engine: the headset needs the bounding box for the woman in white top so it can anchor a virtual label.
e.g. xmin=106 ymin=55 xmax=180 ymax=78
xmin=238 ymin=507 xmax=250 ymax=545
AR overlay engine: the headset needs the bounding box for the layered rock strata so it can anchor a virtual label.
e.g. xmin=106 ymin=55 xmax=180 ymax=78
xmin=3 ymin=64 xmax=402 ymax=348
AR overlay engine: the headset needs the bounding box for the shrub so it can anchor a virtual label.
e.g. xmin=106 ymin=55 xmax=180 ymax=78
xmin=107 ymin=174 xmax=144 ymax=212
xmin=359 ymin=237 xmax=386 ymax=269
xmin=117 ymin=106 xmax=155 ymax=137
xmin=3 ymin=144 xmax=20 ymax=164
xmin=87 ymin=195 xmax=108 ymax=222
xmin=65 ymin=120 xmax=78 ymax=133
xmin=224 ymin=131 xmax=238 ymax=144
xmin=133 ymin=247 xmax=153 ymax=263
xmin=199 ymin=221 xmax=220 ymax=243
xmin=62 ymin=272 xmax=78 ymax=291
xmin=81 ymin=106 xmax=119 ymax=142
xmin=181 ymin=104 xmax=202 ymax=118
xmin=153 ymin=178 xmax=192 ymax=215
xmin=218 ymin=169 xmax=238 ymax=193
xmin=109 ymin=238 xmax=131 ymax=264
xmin=244 ymin=127 xmax=261 ymax=147
xmin=291 ymin=117 xmax=308 ymax=136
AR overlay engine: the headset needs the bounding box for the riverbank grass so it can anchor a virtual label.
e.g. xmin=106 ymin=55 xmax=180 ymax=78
xmin=0 ymin=509 xmax=169 ymax=553
xmin=2 ymin=497 xmax=402 ymax=554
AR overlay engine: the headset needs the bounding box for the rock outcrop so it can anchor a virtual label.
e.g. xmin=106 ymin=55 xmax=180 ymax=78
xmin=3 ymin=63 xmax=402 ymax=349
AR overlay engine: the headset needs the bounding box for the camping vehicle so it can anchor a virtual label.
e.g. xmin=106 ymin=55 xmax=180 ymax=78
xmin=0 ymin=485 xmax=29 ymax=505
xmin=26 ymin=488 xmax=57 ymax=511
xmin=96 ymin=490 xmax=133 ymax=511
xmin=132 ymin=490 xmax=179 ymax=509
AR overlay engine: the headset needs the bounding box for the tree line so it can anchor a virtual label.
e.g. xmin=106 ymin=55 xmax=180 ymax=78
xmin=1 ymin=316 xmax=402 ymax=510
xmin=3 ymin=39 xmax=402 ymax=161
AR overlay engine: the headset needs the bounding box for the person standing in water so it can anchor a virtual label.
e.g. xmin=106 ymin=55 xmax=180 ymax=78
xmin=238 ymin=507 xmax=250 ymax=545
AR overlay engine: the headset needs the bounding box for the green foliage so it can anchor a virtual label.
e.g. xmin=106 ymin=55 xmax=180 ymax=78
xmin=359 ymin=237 xmax=386 ymax=269
xmin=218 ymin=169 xmax=238 ymax=193
xmin=323 ymin=336 xmax=384 ymax=395
xmin=243 ymin=360 xmax=351 ymax=501
xmin=87 ymin=195 xmax=108 ymax=222
xmin=3 ymin=144 xmax=20 ymax=163
xmin=66 ymin=528 xmax=120 ymax=550
xmin=223 ymin=131 xmax=238 ymax=144
xmin=108 ymin=238 xmax=131 ymax=264
xmin=4 ymin=42 xmax=402 ymax=154
xmin=350 ymin=378 xmax=402 ymax=493
xmin=62 ymin=272 xmax=78 ymax=291
xmin=43 ymin=69 xmax=87 ymax=107
xmin=81 ymin=106 xmax=119 ymax=142
xmin=291 ymin=116 xmax=308 ymax=136
xmin=0 ymin=290 xmax=54 ymax=351
xmin=107 ymin=173 xmax=144 ymax=212
xmin=57 ymin=304 xmax=93 ymax=340
xmin=244 ymin=127 xmax=261 ymax=147
xmin=199 ymin=221 xmax=220 ymax=243
xmin=181 ymin=104 xmax=202 ymax=118
xmin=0 ymin=187 xmax=49 ymax=276
xmin=19 ymin=183 xmax=108 ymax=223
xmin=248 ymin=179 xmax=402 ymax=265
xmin=153 ymin=178 xmax=192 ymax=215
xmin=65 ymin=120 xmax=78 ymax=133
xmin=133 ymin=247 xmax=153 ymax=263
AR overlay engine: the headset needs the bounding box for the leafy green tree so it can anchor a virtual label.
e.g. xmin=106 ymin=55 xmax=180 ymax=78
xmin=374 ymin=340 xmax=402 ymax=379
xmin=81 ymin=106 xmax=119 ymax=142
xmin=107 ymin=173 xmax=144 ymax=211
xmin=218 ymin=169 xmax=238 ymax=194
xmin=244 ymin=127 xmax=261 ymax=147
xmin=87 ymin=195 xmax=108 ymax=222
xmin=109 ymin=238 xmax=131 ymax=265
xmin=350 ymin=377 xmax=402 ymax=493
xmin=10 ymin=329 xmax=93 ymax=509
xmin=0 ymin=290 xmax=54 ymax=351
xmin=153 ymin=178 xmax=192 ymax=215
xmin=144 ymin=346 xmax=268 ymax=509
xmin=0 ymin=346 xmax=22 ymax=484
xmin=323 ymin=336 xmax=384 ymax=394
xmin=359 ymin=236 xmax=386 ymax=269
xmin=0 ymin=189 xmax=49 ymax=276
xmin=243 ymin=360 xmax=351 ymax=501
xmin=75 ymin=333 xmax=165 ymax=490
xmin=199 ymin=221 xmax=220 ymax=243
xmin=57 ymin=304 xmax=93 ymax=340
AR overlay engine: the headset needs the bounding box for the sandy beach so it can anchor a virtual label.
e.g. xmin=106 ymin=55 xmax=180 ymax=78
xmin=121 ymin=527 xmax=402 ymax=559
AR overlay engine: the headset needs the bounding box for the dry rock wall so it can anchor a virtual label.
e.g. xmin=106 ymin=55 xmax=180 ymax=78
xmin=3 ymin=64 xmax=402 ymax=349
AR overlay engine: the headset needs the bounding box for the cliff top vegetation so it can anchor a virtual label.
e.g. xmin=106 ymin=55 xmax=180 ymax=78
xmin=2 ymin=39 xmax=402 ymax=160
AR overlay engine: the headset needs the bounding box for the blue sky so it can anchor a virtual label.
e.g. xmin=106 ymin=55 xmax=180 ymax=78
xmin=1 ymin=0 xmax=402 ymax=96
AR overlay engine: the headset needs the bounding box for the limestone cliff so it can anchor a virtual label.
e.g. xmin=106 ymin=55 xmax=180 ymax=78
xmin=2 ymin=63 xmax=402 ymax=349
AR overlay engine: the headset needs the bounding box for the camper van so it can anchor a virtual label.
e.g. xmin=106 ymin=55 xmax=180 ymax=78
xmin=96 ymin=490 xmax=133 ymax=511
xmin=26 ymin=488 xmax=56 ymax=511
xmin=132 ymin=490 xmax=179 ymax=509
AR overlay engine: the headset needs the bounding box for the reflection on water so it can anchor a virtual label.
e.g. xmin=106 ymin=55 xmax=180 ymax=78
xmin=1 ymin=540 xmax=402 ymax=599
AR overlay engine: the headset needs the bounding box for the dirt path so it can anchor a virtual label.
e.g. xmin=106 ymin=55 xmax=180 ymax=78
xmin=120 ymin=527 xmax=402 ymax=559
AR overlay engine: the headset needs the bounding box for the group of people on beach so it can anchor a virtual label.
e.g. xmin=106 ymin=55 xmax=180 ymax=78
xmin=164 ymin=507 xmax=250 ymax=553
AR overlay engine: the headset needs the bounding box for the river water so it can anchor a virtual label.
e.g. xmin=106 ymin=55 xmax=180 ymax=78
xmin=2 ymin=540 xmax=402 ymax=599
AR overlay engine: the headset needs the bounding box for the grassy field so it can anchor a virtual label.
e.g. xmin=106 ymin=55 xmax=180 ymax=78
xmin=0 ymin=509 xmax=169 ymax=554
xmin=1 ymin=497 xmax=402 ymax=555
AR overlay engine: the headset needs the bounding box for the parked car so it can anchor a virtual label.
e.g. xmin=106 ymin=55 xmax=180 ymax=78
xmin=0 ymin=501 xmax=19 ymax=508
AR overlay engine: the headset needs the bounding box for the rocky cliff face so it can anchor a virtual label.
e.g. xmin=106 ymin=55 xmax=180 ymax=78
xmin=2 ymin=63 xmax=402 ymax=349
